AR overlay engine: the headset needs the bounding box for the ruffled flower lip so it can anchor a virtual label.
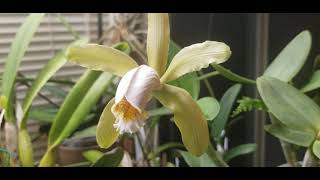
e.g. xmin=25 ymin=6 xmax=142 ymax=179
xmin=112 ymin=97 xmax=148 ymax=134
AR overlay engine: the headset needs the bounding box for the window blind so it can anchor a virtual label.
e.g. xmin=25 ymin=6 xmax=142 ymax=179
xmin=0 ymin=13 xmax=99 ymax=107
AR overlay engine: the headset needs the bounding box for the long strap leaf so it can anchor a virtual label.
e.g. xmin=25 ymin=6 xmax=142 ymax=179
xmin=1 ymin=13 xmax=45 ymax=123
xmin=18 ymin=39 xmax=88 ymax=167
xmin=39 ymin=42 xmax=130 ymax=166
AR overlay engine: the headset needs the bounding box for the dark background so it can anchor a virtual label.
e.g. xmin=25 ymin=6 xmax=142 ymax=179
xmin=165 ymin=13 xmax=320 ymax=167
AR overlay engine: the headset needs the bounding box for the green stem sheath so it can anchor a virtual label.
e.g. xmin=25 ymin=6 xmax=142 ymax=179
xmin=207 ymin=142 xmax=229 ymax=167
xmin=198 ymin=71 xmax=220 ymax=80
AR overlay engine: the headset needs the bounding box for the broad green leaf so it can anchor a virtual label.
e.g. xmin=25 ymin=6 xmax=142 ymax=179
xmin=82 ymin=150 xmax=104 ymax=163
xmin=257 ymin=76 xmax=320 ymax=133
xmin=42 ymin=42 xmax=129 ymax=166
xmin=211 ymin=63 xmax=256 ymax=84
xmin=313 ymin=55 xmax=320 ymax=71
xmin=178 ymin=150 xmax=200 ymax=167
xmin=0 ymin=148 xmax=12 ymax=167
xmin=265 ymin=123 xmax=315 ymax=147
xmin=48 ymin=42 xmax=129 ymax=146
xmin=264 ymin=30 xmax=311 ymax=82
xmin=21 ymin=38 xmax=88 ymax=128
xmin=52 ymin=72 xmax=114 ymax=147
xmin=197 ymin=97 xmax=220 ymax=121
xmin=47 ymin=70 xmax=101 ymax=145
xmin=301 ymin=70 xmax=320 ymax=93
xmin=72 ymin=125 xmax=97 ymax=139
xmin=211 ymin=84 xmax=242 ymax=140
xmin=199 ymin=153 xmax=217 ymax=167
xmin=154 ymin=84 xmax=209 ymax=156
xmin=148 ymin=142 xmax=184 ymax=160
xmin=92 ymin=148 xmax=124 ymax=167
xmin=112 ymin=42 xmax=131 ymax=55
xmin=19 ymin=38 xmax=88 ymax=167
xmin=167 ymin=40 xmax=200 ymax=99
xmin=0 ymin=96 xmax=7 ymax=109
xmin=1 ymin=13 xmax=45 ymax=122
xmin=43 ymin=84 xmax=68 ymax=99
xmin=223 ymin=144 xmax=256 ymax=162
xmin=178 ymin=150 xmax=216 ymax=167
xmin=312 ymin=140 xmax=320 ymax=159
xmin=161 ymin=41 xmax=231 ymax=83
xmin=28 ymin=108 xmax=57 ymax=124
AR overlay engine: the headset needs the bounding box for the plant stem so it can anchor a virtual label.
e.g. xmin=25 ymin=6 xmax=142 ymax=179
xmin=280 ymin=141 xmax=300 ymax=167
xmin=207 ymin=142 xmax=229 ymax=167
xmin=198 ymin=71 xmax=220 ymax=80
xmin=302 ymin=149 xmax=319 ymax=167
xmin=148 ymin=107 xmax=172 ymax=117
xmin=269 ymin=114 xmax=299 ymax=167
xmin=135 ymin=133 xmax=151 ymax=167
xmin=198 ymin=71 xmax=215 ymax=97
xmin=17 ymin=73 xmax=60 ymax=108
xmin=0 ymin=76 xmax=75 ymax=85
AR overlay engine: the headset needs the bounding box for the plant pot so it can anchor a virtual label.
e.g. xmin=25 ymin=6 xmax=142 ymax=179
xmin=57 ymin=136 xmax=115 ymax=166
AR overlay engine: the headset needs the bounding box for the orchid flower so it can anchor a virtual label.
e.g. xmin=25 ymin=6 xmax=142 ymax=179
xmin=66 ymin=13 xmax=231 ymax=156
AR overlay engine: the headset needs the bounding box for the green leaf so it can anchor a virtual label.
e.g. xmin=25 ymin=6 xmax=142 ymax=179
xmin=48 ymin=42 xmax=129 ymax=147
xmin=0 ymin=148 xmax=12 ymax=167
xmin=18 ymin=129 xmax=34 ymax=167
xmin=231 ymin=96 xmax=267 ymax=118
xmin=28 ymin=108 xmax=58 ymax=124
xmin=178 ymin=150 xmax=200 ymax=167
xmin=92 ymin=148 xmax=124 ymax=167
xmin=167 ymin=40 xmax=200 ymax=99
xmin=223 ymin=144 xmax=256 ymax=162
xmin=313 ymin=55 xmax=320 ymax=71
xmin=40 ymin=42 xmax=130 ymax=166
xmin=112 ymin=42 xmax=131 ymax=54
xmin=197 ymin=97 xmax=220 ymax=121
xmin=199 ymin=153 xmax=217 ymax=167
xmin=0 ymin=96 xmax=7 ymax=109
xmin=72 ymin=125 xmax=97 ymax=139
xmin=178 ymin=150 xmax=216 ymax=167
xmin=51 ymin=72 xmax=114 ymax=147
xmin=82 ymin=150 xmax=104 ymax=163
xmin=301 ymin=70 xmax=320 ymax=93
xmin=43 ymin=84 xmax=68 ymax=99
xmin=211 ymin=84 xmax=242 ymax=140
xmin=211 ymin=63 xmax=256 ymax=84
xmin=257 ymin=76 xmax=320 ymax=133
xmin=148 ymin=142 xmax=184 ymax=160
xmin=264 ymin=30 xmax=312 ymax=82
xmin=21 ymin=38 xmax=88 ymax=128
xmin=265 ymin=123 xmax=315 ymax=147
xmin=312 ymin=140 xmax=320 ymax=159
xmin=1 ymin=13 xmax=45 ymax=122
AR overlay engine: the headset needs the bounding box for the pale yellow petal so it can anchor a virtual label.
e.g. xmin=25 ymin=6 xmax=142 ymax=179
xmin=147 ymin=13 xmax=170 ymax=76
xmin=161 ymin=41 xmax=231 ymax=83
xmin=96 ymin=98 xmax=119 ymax=148
xmin=153 ymin=84 xmax=209 ymax=156
xmin=66 ymin=44 xmax=138 ymax=77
